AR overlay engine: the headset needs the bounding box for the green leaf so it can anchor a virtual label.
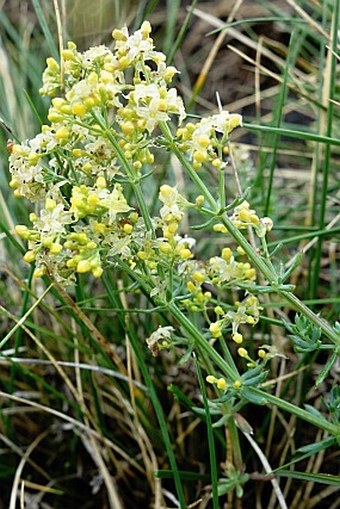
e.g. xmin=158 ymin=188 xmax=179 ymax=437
xmin=154 ymin=469 xmax=210 ymax=481
xmin=241 ymin=388 xmax=268 ymax=405
xmin=285 ymin=315 xmax=322 ymax=353
xmin=324 ymin=384 xmax=340 ymax=424
xmin=240 ymin=365 xmax=268 ymax=387
xmin=276 ymin=470 xmax=340 ymax=486
xmin=315 ymin=350 xmax=338 ymax=386
xmin=297 ymin=436 xmax=336 ymax=455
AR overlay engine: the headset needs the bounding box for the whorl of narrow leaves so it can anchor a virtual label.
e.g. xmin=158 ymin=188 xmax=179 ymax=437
xmin=286 ymin=315 xmax=322 ymax=353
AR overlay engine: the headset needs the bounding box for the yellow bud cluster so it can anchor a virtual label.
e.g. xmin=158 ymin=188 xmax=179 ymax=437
xmin=233 ymin=380 xmax=242 ymax=389
xmin=206 ymin=375 xmax=227 ymax=391
xmin=209 ymin=321 xmax=223 ymax=338
xmin=213 ymin=223 xmax=228 ymax=234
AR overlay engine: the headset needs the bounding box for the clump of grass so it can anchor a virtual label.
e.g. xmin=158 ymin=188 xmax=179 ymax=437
xmin=0 ymin=1 xmax=339 ymax=509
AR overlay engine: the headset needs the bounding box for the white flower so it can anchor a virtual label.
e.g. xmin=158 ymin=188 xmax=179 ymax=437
xmin=97 ymin=184 xmax=131 ymax=221
xmin=131 ymin=84 xmax=186 ymax=132
xmin=29 ymin=130 xmax=58 ymax=153
xmin=209 ymin=256 xmax=237 ymax=283
xmin=209 ymin=111 xmax=242 ymax=134
xmin=159 ymin=185 xmax=185 ymax=223
xmin=82 ymin=45 xmax=112 ymax=68
xmin=146 ymin=326 xmax=174 ymax=356
xmin=36 ymin=202 xmax=73 ymax=235
xmin=126 ymin=30 xmax=154 ymax=61
xmin=176 ymin=235 xmax=196 ymax=250
xmin=9 ymin=146 xmax=46 ymax=200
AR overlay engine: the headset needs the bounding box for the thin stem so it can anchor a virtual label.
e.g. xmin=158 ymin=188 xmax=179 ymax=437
xmin=117 ymin=259 xmax=240 ymax=381
xmin=168 ymin=302 xmax=240 ymax=381
xmin=117 ymin=261 xmax=338 ymax=434
xmin=249 ymin=387 xmax=338 ymax=435
xmin=195 ymin=355 xmax=219 ymax=509
xmin=160 ymin=122 xmax=217 ymax=209
xmin=227 ymin=414 xmax=243 ymax=472
xmin=159 ymin=123 xmax=340 ymax=344
xmin=312 ymin=0 xmax=339 ymax=297
xmin=92 ymin=112 xmax=154 ymax=233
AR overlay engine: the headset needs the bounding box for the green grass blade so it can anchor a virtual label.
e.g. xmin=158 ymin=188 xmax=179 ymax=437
xmin=32 ymin=0 xmax=59 ymax=61
xmin=276 ymin=469 xmax=340 ymax=486
xmin=103 ymin=273 xmax=186 ymax=508
xmin=311 ymin=0 xmax=339 ymax=297
xmin=168 ymin=0 xmax=200 ymax=64
xmin=163 ymin=0 xmax=181 ymax=56
xmin=195 ymin=354 xmax=219 ymax=509
xmin=243 ymin=122 xmax=340 ymax=147
xmin=264 ymin=30 xmax=297 ymax=215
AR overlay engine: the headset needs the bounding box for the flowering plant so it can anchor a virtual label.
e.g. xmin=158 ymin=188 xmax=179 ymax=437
xmin=8 ymin=21 xmax=339 ymax=507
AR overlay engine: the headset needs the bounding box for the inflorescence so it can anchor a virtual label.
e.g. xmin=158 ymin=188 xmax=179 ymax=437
xmin=9 ymin=22 xmax=274 ymax=376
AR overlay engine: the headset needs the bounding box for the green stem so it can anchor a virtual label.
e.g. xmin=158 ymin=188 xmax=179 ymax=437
xmin=249 ymin=387 xmax=338 ymax=436
xmin=104 ymin=273 xmax=186 ymax=507
xmin=227 ymin=414 xmax=243 ymax=472
xmin=159 ymin=123 xmax=340 ymax=345
xmin=243 ymin=122 xmax=340 ymax=147
xmin=117 ymin=261 xmax=339 ymax=434
xmin=219 ymin=167 xmax=226 ymax=208
xmin=168 ymin=302 xmax=240 ymax=381
xmin=92 ymin=112 xmax=154 ymax=233
xmin=160 ymin=122 xmax=217 ymax=209
xmin=195 ymin=355 xmax=219 ymax=509
xmin=312 ymin=0 xmax=339 ymax=297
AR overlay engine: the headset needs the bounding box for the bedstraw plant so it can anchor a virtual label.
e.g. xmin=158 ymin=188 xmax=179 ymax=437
xmin=3 ymin=18 xmax=340 ymax=509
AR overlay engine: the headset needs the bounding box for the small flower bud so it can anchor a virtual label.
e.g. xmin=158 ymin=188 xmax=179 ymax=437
xmin=195 ymin=195 xmax=205 ymax=207
xmin=15 ymin=225 xmax=29 ymax=239
xmin=123 ymin=223 xmax=133 ymax=234
xmin=187 ymin=281 xmax=196 ymax=293
xmin=33 ymin=267 xmax=45 ymax=278
xmin=137 ymin=251 xmax=147 ymax=260
xmin=46 ymin=57 xmax=59 ymax=71
xmin=179 ymin=248 xmax=192 ymax=260
xmin=141 ymin=20 xmax=152 ymax=37
xmin=221 ymin=247 xmax=232 ymax=261
xmin=192 ymin=272 xmax=206 ymax=283
xmin=45 ymin=198 xmax=56 ymax=212
xmin=233 ymin=332 xmax=243 ymax=344
xmin=96 ymin=176 xmax=107 ymax=189
xmin=72 ymin=103 xmax=87 ymax=117
xmin=55 ymin=126 xmax=70 ymax=141
xmin=213 ymin=223 xmax=228 ymax=233
xmin=209 ymin=322 xmax=222 ymax=338
xmin=92 ymin=266 xmax=103 ymax=278
xmin=216 ymin=378 xmax=227 ymax=390
xmin=237 ymin=347 xmax=248 ymax=358
xmin=77 ymin=260 xmax=92 ymax=273
xmin=262 ymin=217 xmax=273 ymax=232
xmin=237 ymin=246 xmax=246 ymax=256
xmin=23 ymin=250 xmax=36 ymax=263
xmin=49 ymin=243 xmax=63 ymax=255
xmin=160 ymin=242 xmax=172 ymax=254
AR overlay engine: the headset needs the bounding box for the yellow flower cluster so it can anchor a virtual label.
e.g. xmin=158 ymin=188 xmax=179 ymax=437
xmin=207 ymin=295 xmax=262 ymax=343
xmin=177 ymin=112 xmax=242 ymax=170
xmin=9 ymin=22 xmax=270 ymax=381
xmin=9 ymin=22 xmax=189 ymax=284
